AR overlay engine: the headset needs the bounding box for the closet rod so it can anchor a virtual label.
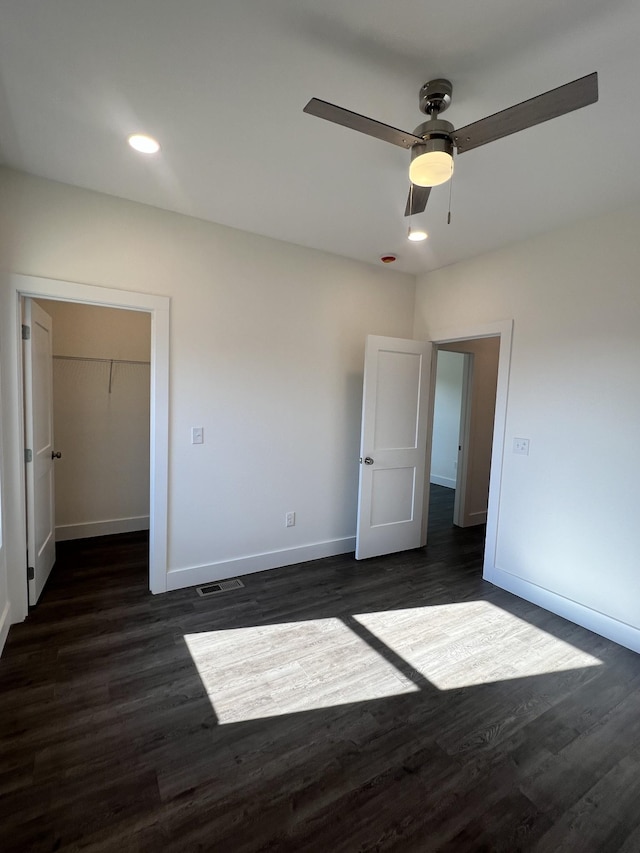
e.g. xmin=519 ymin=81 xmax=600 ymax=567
xmin=52 ymin=355 xmax=150 ymax=365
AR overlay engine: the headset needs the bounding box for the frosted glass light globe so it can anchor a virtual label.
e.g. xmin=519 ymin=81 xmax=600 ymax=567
xmin=409 ymin=150 xmax=453 ymax=187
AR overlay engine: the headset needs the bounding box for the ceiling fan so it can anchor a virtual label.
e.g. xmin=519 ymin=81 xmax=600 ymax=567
xmin=304 ymin=72 xmax=598 ymax=217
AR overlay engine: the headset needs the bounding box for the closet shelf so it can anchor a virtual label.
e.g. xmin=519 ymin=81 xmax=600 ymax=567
xmin=53 ymin=355 xmax=150 ymax=393
xmin=52 ymin=355 xmax=150 ymax=365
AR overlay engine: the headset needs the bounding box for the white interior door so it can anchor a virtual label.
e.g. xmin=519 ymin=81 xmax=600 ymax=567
xmin=356 ymin=335 xmax=431 ymax=560
xmin=24 ymin=299 xmax=56 ymax=604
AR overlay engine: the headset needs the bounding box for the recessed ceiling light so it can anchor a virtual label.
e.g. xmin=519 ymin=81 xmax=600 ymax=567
xmin=127 ymin=133 xmax=160 ymax=154
xmin=407 ymin=227 xmax=428 ymax=242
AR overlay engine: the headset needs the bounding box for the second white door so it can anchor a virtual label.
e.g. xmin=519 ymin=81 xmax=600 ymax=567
xmin=356 ymin=335 xmax=431 ymax=560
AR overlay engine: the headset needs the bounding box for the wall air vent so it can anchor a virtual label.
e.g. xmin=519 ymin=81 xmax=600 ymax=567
xmin=196 ymin=578 xmax=245 ymax=597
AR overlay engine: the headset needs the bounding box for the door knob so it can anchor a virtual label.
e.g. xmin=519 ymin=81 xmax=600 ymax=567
xmin=51 ymin=451 xmax=62 ymax=459
xmin=364 ymin=456 xmax=374 ymax=465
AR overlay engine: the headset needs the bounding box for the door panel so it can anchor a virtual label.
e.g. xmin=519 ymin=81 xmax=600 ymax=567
xmin=374 ymin=350 xmax=422 ymax=449
xmin=370 ymin=467 xmax=416 ymax=525
xmin=24 ymin=299 xmax=56 ymax=604
xmin=356 ymin=335 xmax=431 ymax=560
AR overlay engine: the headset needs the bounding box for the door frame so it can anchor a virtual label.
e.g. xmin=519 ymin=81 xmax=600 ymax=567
xmin=2 ymin=274 xmax=170 ymax=621
xmin=422 ymin=319 xmax=513 ymax=579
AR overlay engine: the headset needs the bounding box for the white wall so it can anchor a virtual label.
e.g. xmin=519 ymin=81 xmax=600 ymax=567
xmin=35 ymin=300 xmax=151 ymax=541
xmin=6 ymin=166 xmax=638 ymax=653
xmin=0 ymin=333 xmax=9 ymax=654
xmin=0 ymin=189 xmax=13 ymax=653
xmin=414 ymin=202 xmax=640 ymax=650
xmin=430 ymin=351 xmax=464 ymax=489
xmin=0 ymin=167 xmax=416 ymax=607
xmin=36 ymin=300 xmax=151 ymax=361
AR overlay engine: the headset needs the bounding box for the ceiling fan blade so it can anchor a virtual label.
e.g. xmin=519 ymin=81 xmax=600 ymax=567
xmin=404 ymin=184 xmax=431 ymax=216
xmin=452 ymin=72 xmax=598 ymax=154
xmin=304 ymin=98 xmax=423 ymax=149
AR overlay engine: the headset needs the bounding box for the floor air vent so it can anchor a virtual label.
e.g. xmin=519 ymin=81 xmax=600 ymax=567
xmin=196 ymin=578 xmax=245 ymax=597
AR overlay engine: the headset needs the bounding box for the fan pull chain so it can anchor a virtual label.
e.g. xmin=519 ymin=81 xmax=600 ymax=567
xmin=447 ymin=161 xmax=454 ymax=224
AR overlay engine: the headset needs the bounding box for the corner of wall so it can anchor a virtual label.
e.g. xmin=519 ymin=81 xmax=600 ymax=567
xmin=485 ymin=563 xmax=640 ymax=655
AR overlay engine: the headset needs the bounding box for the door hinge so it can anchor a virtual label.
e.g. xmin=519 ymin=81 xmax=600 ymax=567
xmin=24 ymin=448 xmax=33 ymax=463
xmin=22 ymin=324 xmax=31 ymax=340
xmin=27 ymin=566 xmax=35 ymax=581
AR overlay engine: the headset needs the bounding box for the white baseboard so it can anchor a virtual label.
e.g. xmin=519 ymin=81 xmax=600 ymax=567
xmin=485 ymin=564 xmax=640 ymax=654
xmin=430 ymin=475 xmax=455 ymax=489
xmin=166 ymin=536 xmax=356 ymax=592
xmin=56 ymin=516 xmax=150 ymax=542
xmin=0 ymin=600 xmax=12 ymax=657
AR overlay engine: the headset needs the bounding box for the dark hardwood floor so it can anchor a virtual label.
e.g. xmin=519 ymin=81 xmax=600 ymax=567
xmin=2 ymin=485 xmax=640 ymax=851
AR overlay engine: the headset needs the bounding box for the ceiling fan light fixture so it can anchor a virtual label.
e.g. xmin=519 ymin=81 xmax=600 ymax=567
xmin=304 ymin=73 xmax=598 ymax=219
xmin=409 ymin=139 xmax=454 ymax=187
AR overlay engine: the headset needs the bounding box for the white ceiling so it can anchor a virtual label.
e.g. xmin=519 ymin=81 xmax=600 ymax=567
xmin=1 ymin=0 xmax=639 ymax=274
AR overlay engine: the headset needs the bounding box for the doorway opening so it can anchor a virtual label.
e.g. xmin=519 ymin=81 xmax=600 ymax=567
xmin=24 ymin=297 xmax=152 ymax=605
xmin=3 ymin=274 xmax=169 ymax=623
xmin=429 ymin=337 xmax=500 ymax=536
xmin=353 ymin=323 xmax=511 ymax=573
xmin=422 ymin=320 xmax=512 ymax=581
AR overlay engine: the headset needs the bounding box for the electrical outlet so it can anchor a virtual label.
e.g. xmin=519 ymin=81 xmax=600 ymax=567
xmin=285 ymin=511 xmax=296 ymax=528
xmin=191 ymin=427 xmax=204 ymax=445
xmin=513 ymin=437 xmax=530 ymax=455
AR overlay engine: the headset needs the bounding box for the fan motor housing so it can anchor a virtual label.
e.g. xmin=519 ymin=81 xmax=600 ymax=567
xmin=419 ymin=79 xmax=453 ymax=115
xmin=413 ymin=117 xmax=454 ymax=141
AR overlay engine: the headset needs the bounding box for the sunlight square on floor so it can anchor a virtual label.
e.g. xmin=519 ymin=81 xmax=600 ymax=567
xmin=184 ymin=601 xmax=603 ymax=724
xmin=353 ymin=601 xmax=603 ymax=690
xmin=184 ymin=617 xmax=419 ymax=723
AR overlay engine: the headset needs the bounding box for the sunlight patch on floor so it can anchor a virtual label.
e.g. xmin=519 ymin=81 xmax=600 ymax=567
xmin=184 ymin=618 xmax=419 ymax=723
xmin=353 ymin=601 xmax=603 ymax=690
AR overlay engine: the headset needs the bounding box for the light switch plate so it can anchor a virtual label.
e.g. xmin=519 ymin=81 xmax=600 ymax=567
xmin=191 ymin=427 xmax=204 ymax=445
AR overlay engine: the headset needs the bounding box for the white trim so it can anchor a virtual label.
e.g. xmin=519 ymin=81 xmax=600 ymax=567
xmin=55 ymin=516 xmax=150 ymax=542
xmin=166 ymin=537 xmax=356 ymax=591
xmin=0 ymin=600 xmax=11 ymax=656
xmin=430 ymin=475 xmax=455 ymax=488
xmin=427 ymin=319 xmax=513 ymax=581
xmin=1 ymin=274 xmax=170 ymax=623
xmin=486 ymin=565 xmax=640 ymax=654
xmin=11 ymin=275 xmax=170 ymax=312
